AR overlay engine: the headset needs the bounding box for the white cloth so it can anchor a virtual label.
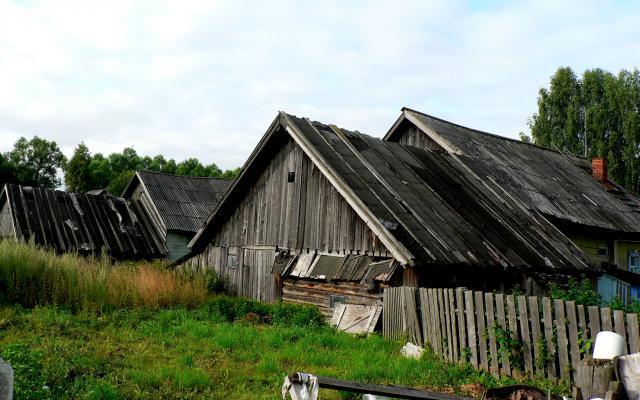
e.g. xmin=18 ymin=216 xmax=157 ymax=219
xmin=282 ymin=373 xmax=319 ymax=400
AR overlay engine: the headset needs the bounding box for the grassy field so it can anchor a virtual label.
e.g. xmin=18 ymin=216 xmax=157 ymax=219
xmin=0 ymin=241 xmax=565 ymax=399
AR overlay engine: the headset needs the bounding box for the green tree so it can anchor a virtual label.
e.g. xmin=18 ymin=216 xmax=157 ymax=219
xmin=176 ymin=158 xmax=207 ymax=176
xmin=107 ymin=170 xmax=136 ymax=196
xmin=64 ymin=143 xmax=93 ymax=192
xmin=0 ymin=154 xmax=18 ymax=185
xmin=7 ymin=136 xmax=66 ymax=188
xmin=530 ymin=67 xmax=640 ymax=191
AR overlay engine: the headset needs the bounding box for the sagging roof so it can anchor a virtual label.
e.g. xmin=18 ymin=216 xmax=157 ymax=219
xmin=190 ymin=112 xmax=597 ymax=275
xmin=122 ymin=171 xmax=232 ymax=233
xmin=0 ymin=184 xmax=167 ymax=259
xmin=386 ymin=108 xmax=640 ymax=234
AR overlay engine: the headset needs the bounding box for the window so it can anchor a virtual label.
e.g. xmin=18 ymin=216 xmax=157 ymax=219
xmin=597 ymin=247 xmax=608 ymax=258
xmin=287 ymin=171 xmax=296 ymax=183
xmin=629 ymin=251 xmax=640 ymax=274
xmin=329 ymin=295 xmax=345 ymax=310
xmin=227 ymin=247 xmax=239 ymax=268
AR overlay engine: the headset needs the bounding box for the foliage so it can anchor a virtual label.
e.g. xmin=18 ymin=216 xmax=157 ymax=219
xmin=0 ymin=240 xmax=208 ymax=312
xmin=63 ymin=142 xmax=92 ymax=192
xmin=4 ymin=136 xmax=66 ymax=188
xmin=0 ymin=303 xmax=566 ymax=399
xmin=530 ymin=67 xmax=640 ymax=191
xmin=61 ymin=144 xmax=239 ymax=194
xmin=548 ymin=278 xmax=601 ymax=306
xmin=493 ymin=325 xmax=524 ymax=371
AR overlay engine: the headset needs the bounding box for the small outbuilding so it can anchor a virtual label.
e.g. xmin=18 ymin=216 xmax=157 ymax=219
xmin=122 ymin=171 xmax=232 ymax=260
xmin=0 ymin=183 xmax=167 ymax=259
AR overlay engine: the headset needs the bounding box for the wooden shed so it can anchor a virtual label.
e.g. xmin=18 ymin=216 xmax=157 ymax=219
xmin=122 ymin=171 xmax=232 ymax=260
xmin=385 ymin=107 xmax=640 ymax=302
xmin=0 ymin=183 xmax=167 ymax=259
xmin=181 ymin=111 xmax=599 ymax=314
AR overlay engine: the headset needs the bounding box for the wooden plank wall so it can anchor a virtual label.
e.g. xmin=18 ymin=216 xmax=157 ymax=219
xmin=383 ymin=287 xmax=640 ymax=384
xmin=205 ymin=137 xmax=390 ymax=257
xmin=284 ymin=279 xmax=383 ymax=317
xmin=186 ymin=245 xmax=279 ymax=303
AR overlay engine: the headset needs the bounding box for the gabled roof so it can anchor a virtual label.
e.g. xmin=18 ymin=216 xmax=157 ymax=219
xmin=0 ymin=184 xmax=167 ymax=259
xmin=386 ymin=108 xmax=640 ymax=234
xmin=122 ymin=171 xmax=232 ymax=233
xmin=189 ymin=112 xmax=596 ymax=275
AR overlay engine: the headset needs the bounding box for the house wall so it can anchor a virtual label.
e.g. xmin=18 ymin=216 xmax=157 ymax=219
xmin=282 ymin=279 xmax=384 ymax=317
xmin=614 ymin=241 xmax=640 ymax=270
xmin=569 ymin=236 xmax=610 ymax=266
xmin=166 ymin=232 xmax=192 ymax=261
xmin=188 ymin=135 xmax=392 ymax=302
xmin=0 ymin=202 xmax=14 ymax=238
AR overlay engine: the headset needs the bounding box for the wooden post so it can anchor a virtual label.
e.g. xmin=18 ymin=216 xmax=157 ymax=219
xmin=574 ymin=359 xmax=615 ymax=400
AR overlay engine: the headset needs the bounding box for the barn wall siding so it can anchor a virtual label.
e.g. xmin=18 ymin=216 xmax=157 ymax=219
xmin=0 ymin=202 xmax=14 ymax=237
xmin=204 ymin=136 xmax=389 ymax=256
xmin=166 ymin=232 xmax=192 ymax=261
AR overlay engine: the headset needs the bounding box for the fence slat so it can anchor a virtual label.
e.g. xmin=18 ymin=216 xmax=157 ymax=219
xmin=447 ymin=289 xmax=459 ymax=362
xmin=555 ymin=299 xmax=570 ymax=380
xmin=542 ymin=297 xmax=557 ymax=379
xmin=464 ymin=290 xmax=478 ymax=368
xmin=475 ymin=291 xmax=489 ymax=372
xmin=495 ymin=293 xmax=511 ymax=376
xmin=517 ymin=295 xmax=533 ymax=378
xmin=419 ymin=288 xmax=432 ymax=349
xmin=588 ymin=306 xmax=601 ymax=337
xmin=627 ymin=313 xmax=640 ymax=354
xmin=600 ymin=307 xmax=613 ymax=332
xmin=565 ymin=301 xmax=580 ymax=380
xmin=455 ymin=288 xmax=466 ymax=363
xmin=613 ymin=310 xmax=626 ymax=354
xmin=429 ymin=289 xmax=444 ymax=356
xmin=506 ymin=295 xmax=519 ymax=377
xmin=485 ymin=293 xmax=500 ymax=378
xmin=528 ymin=296 xmax=543 ymax=378
xmin=577 ymin=304 xmax=588 ymax=359
xmin=439 ymin=289 xmax=451 ymax=361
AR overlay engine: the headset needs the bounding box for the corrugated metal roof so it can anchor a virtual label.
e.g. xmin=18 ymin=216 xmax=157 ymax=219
xmin=135 ymin=171 xmax=232 ymax=233
xmin=398 ymin=108 xmax=640 ymax=233
xmin=0 ymin=184 xmax=167 ymax=259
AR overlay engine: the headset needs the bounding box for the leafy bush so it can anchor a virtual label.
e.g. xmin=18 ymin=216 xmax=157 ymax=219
xmin=549 ymin=278 xmax=601 ymax=306
xmin=0 ymin=240 xmax=208 ymax=312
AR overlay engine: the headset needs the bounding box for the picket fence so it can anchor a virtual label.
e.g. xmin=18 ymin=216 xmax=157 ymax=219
xmin=382 ymin=287 xmax=640 ymax=382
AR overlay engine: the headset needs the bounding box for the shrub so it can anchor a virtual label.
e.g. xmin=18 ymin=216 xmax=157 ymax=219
xmin=549 ymin=278 xmax=601 ymax=306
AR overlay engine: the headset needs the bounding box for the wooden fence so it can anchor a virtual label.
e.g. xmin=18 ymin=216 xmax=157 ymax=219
xmin=383 ymin=287 xmax=640 ymax=382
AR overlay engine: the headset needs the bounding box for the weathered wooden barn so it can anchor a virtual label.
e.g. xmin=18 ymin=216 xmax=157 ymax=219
xmin=122 ymin=171 xmax=232 ymax=260
xmin=385 ymin=107 xmax=640 ymax=302
xmin=182 ymin=111 xmax=598 ymax=314
xmin=0 ymin=183 xmax=167 ymax=259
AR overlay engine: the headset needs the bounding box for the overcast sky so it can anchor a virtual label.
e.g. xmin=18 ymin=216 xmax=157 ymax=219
xmin=1 ymin=0 xmax=640 ymax=169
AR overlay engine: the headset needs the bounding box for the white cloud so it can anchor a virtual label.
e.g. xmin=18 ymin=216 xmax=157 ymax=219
xmin=1 ymin=0 xmax=640 ymax=169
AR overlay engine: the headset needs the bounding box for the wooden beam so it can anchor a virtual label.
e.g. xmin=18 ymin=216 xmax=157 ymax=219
xmin=287 ymin=373 xmax=472 ymax=400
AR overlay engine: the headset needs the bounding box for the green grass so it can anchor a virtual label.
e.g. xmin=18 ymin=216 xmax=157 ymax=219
xmin=0 ymin=299 xmax=566 ymax=400
xmin=0 ymin=241 xmax=566 ymax=399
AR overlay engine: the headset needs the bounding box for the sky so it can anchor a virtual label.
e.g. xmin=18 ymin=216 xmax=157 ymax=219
xmin=1 ymin=0 xmax=640 ymax=170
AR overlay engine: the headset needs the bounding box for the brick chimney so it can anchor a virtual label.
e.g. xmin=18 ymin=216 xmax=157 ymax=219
xmin=592 ymin=157 xmax=608 ymax=183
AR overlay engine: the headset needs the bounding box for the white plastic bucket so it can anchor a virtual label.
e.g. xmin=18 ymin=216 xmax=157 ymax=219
xmin=592 ymin=331 xmax=625 ymax=360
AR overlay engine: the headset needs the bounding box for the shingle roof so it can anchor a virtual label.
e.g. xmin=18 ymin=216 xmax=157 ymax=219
xmin=190 ymin=112 xmax=597 ymax=275
xmin=132 ymin=171 xmax=232 ymax=233
xmin=391 ymin=108 xmax=640 ymax=233
xmin=0 ymin=184 xmax=167 ymax=259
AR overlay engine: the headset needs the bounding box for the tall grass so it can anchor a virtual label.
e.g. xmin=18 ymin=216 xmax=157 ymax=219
xmin=0 ymin=240 xmax=208 ymax=312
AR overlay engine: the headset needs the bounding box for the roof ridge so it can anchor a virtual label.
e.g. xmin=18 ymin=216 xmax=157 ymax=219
xmin=401 ymin=107 xmax=586 ymax=159
xmin=137 ymin=169 xmax=233 ymax=181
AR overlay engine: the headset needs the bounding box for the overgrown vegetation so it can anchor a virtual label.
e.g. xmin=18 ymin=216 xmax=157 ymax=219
xmin=549 ymin=277 xmax=640 ymax=313
xmin=0 ymin=301 xmax=565 ymax=400
xmin=0 ymin=241 xmax=566 ymax=398
xmin=0 ymin=240 xmax=209 ymax=312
